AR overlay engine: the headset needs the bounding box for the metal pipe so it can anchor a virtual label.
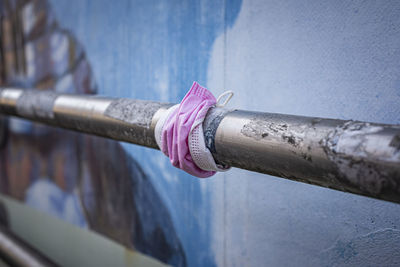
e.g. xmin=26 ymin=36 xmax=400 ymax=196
xmin=0 ymin=226 xmax=57 ymax=266
xmin=0 ymin=88 xmax=400 ymax=204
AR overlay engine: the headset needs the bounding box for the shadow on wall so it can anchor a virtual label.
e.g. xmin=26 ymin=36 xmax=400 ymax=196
xmin=0 ymin=0 xmax=186 ymax=265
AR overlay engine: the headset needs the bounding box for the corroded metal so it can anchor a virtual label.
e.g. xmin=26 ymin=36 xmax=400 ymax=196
xmin=210 ymin=110 xmax=400 ymax=203
xmin=0 ymin=89 xmax=167 ymax=148
xmin=0 ymin=88 xmax=400 ymax=204
xmin=53 ymin=95 xmax=165 ymax=148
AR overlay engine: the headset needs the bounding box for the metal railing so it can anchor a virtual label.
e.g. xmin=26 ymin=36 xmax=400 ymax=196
xmin=0 ymin=226 xmax=57 ymax=267
xmin=0 ymin=88 xmax=399 ymax=204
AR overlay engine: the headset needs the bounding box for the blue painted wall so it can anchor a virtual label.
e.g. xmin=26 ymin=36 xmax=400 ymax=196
xmin=48 ymin=0 xmax=400 ymax=266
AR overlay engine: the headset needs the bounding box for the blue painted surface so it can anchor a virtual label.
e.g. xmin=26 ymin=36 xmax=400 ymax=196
xmin=46 ymin=0 xmax=400 ymax=266
xmin=49 ymin=1 xmax=241 ymax=266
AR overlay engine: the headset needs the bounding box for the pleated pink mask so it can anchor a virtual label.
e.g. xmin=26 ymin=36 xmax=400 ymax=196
xmin=159 ymin=82 xmax=217 ymax=178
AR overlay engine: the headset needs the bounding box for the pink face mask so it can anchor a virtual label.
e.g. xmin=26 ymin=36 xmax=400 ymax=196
xmin=155 ymin=82 xmax=230 ymax=178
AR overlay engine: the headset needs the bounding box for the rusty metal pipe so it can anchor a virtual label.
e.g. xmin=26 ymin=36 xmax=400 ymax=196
xmin=0 ymin=88 xmax=399 ymax=203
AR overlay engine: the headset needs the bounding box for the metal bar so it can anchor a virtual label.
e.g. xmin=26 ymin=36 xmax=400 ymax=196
xmin=0 ymin=226 xmax=57 ymax=267
xmin=0 ymin=88 xmax=400 ymax=204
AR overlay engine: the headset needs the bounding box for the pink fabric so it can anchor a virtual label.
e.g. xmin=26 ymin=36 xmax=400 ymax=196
xmin=160 ymin=82 xmax=216 ymax=178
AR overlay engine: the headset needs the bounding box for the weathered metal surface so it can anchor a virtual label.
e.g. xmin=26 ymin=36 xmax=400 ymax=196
xmin=16 ymin=90 xmax=58 ymax=119
xmin=211 ymin=110 xmax=400 ymax=203
xmin=0 ymin=88 xmax=399 ymax=203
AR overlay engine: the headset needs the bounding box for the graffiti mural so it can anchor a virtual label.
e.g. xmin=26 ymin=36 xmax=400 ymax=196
xmin=0 ymin=0 xmax=185 ymax=265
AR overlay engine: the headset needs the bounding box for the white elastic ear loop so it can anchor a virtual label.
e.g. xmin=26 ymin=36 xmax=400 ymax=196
xmin=154 ymin=104 xmax=179 ymax=151
xmin=216 ymin=90 xmax=234 ymax=107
